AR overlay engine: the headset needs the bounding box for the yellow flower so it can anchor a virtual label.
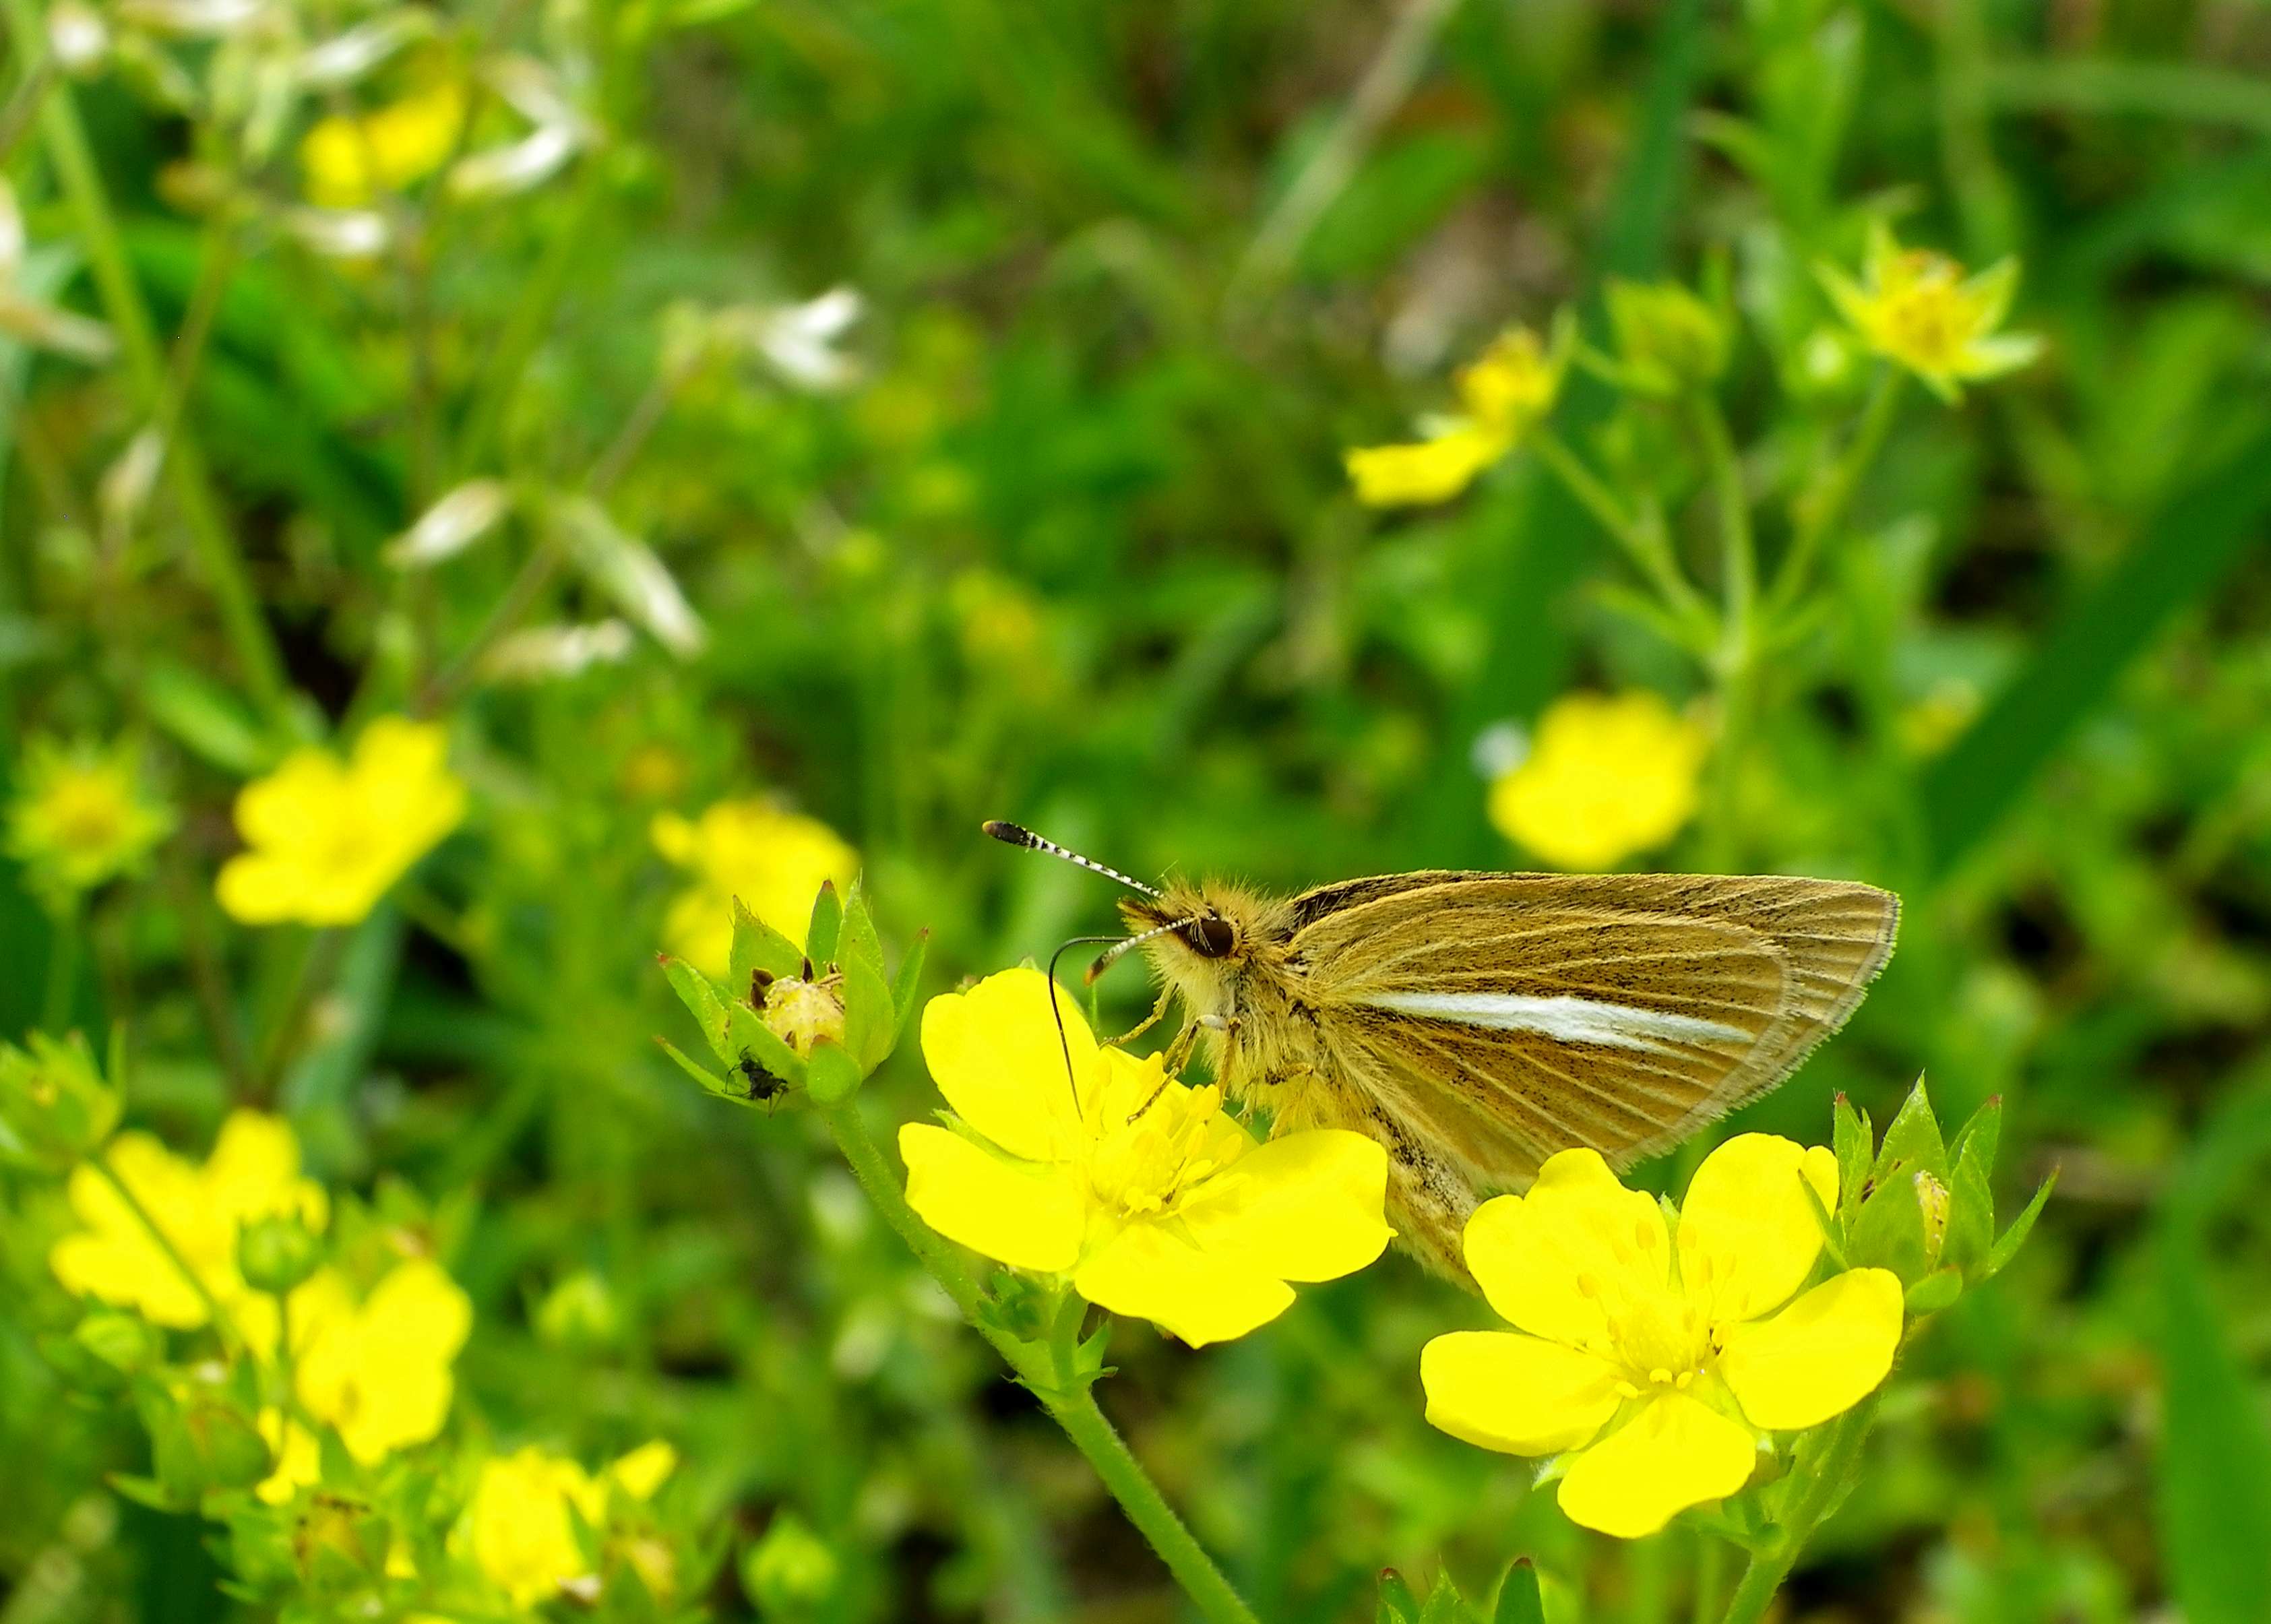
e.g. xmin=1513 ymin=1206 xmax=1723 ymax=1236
xmin=1487 ymin=691 xmax=1708 ymax=870
xmin=651 ymin=798 xmax=857 ymax=974
xmin=462 ymin=1441 xmax=677 ymax=1606
xmin=1345 ymin=325 xmax=1566 ymax=508
xmin=1421 ymin=1135 xmax=1903 ymax=1538
xmin=216 ymin=717 xmax=466 ymax=928
xmin=49 ymin=1111 xmax=328 ymax=1330
xmin=1818 ymin=222 xmax=2042 ymax=402
xmin=899 ymin=969 xmax=1394 ymax=1346
xmin=301 ymin=82 xmax=467 ymax=210
xmin=5 ymin=737 xmax=173 ymax=902
xmin=251 ymin=1257 xmax=474 ymax=1501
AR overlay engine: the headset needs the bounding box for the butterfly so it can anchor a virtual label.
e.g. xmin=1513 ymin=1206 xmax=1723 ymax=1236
xmin=986 ymin=821 xmax=1899 ymax=1280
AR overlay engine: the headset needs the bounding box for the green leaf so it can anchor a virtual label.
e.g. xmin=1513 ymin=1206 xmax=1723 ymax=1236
xmin=1490 ymin=1560 xmax=1545 ymax=1624
xmin=728 ymin=899 xmax=803 ymax=994
xmin=1922 ymin=427 xmax=2271 ymax=877
xmin=725 ymin=1002 xmax=807 ymax=1089
xmin=139 ymin=656 xmax=276 ymax=774
xmin=1981 ymin=1171 xmax=2055 ymax=1280
xmin=2158 ymin=1209 xmax=2271 ymax=1621
xmin=805 ymin=1040 xmax=862 ymax=1106
xmin=658 ymin=956 xmax=732 ymax=1064
xmin=806 ymin=882 xmax=844 ymax=968
xmin=1872 ymin=1078 xmax=1947 ymax=1185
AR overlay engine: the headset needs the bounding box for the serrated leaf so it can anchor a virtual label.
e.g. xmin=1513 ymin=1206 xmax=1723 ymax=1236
xmin=805 ymin=1040 xmax=862 ymax=1105
xmin=842 ymin=954 xmax=896 ymax=1074
xmin=728 ymin=899 xmax=803 ymax=993
xmin=658 ymin=956 xmax=733 ymax=1063
xmin=1491 ymin=1561 xmax=1545 ymax=1624
xmin=1873 ymin=1078 xmax=1947 ymax=1185
xmin=724 ymin=1002 xmax=807 ymax=1088
xmin=806 ymin=882 xmax=844 ymax=968
xmin=837 ymin=880 xmax=887 ymax=987
xmin=1981 ymin=1170 xmax=2055 ymax=1280
xmin=1833 ymin=1094 xmax=1872 ymax=1224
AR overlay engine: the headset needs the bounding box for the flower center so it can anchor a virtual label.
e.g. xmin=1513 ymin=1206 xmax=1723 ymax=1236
xmin=1081 ymin=1080 xmax=1243 ymax=1222
xmin=1880 ymin=254 xmax=1974 ymax=371
xmin=47 ymin=776 xmax=130 ymax=855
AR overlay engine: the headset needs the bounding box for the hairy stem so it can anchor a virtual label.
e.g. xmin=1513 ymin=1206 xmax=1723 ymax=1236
xmin=1718 ymin=1398 xmax=1878 ymax=1624
xmin=1772 ymin=366 xmax=1903 ymax=615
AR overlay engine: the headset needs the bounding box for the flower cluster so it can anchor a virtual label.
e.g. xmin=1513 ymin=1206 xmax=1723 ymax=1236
xmin=1820 ymin=222 xmax=2042 ymax=402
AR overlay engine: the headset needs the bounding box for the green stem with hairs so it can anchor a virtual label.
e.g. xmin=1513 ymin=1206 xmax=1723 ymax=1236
xmin=818 ymin=1098 xmax=1262 ymax=1624
xmin=1716 ymin=1396 xmax=1879 ymax=1624
xmin=1689 ymin=395 xmax=1757 ymax=863
xmin=1772 ymin=367 xmax=1903 ymax=616
xmin=41 ymin=900 xmax=81 ymax=1035
xmin=1532 ymin=429 xmax=1714 ymax=641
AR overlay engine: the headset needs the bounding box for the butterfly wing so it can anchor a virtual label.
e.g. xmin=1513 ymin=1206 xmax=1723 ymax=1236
xmin=1276 ymin=873 xmax=1897 ymax=1272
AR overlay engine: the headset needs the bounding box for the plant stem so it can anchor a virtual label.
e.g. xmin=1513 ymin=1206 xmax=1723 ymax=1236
xmin=1689 ymin=396 xmax=1756 ymax=864
xmin=817 ymin=1099 xmax=1261 ymax=1624
xmin=42 ymin=900 xmax=81 ymax=1034
xmin=88 ymin=1148 xmax=247 ymax=1354
xmin=4 ymin=0 xmax=290 ymax=722
xmin=1717 ymin=1397 xmax=1879 ymax=1624
xmin=1772 ymin=366 xmax=1902 ymax=615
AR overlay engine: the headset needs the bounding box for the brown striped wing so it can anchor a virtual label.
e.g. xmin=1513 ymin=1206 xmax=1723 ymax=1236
xmin=1288 ymin=872 xmax=1899 ymax=1178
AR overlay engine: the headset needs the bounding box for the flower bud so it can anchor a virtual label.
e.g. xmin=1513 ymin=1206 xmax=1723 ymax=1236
xmin=752 ymin=968 xmax=846 ymax=1059
xmin=238 ymin=1212 xmax=323 ymax=1294
xmin=0 ymin=1033 xmax=121 ymax=1174
xmin=1605 ymin=279 xmax=1729 ymax=397
xmin=295 ymin=1493 xmax=391 ymax=1591
xmin=743 ymin=1513 xmax=838 ymax=1617
xmin=145 ymin=1383 xmax=272 ymax=1503
xmin=40 ymin=1311 xmax=159 ymax=1392
xmin=535 ymin=1270 xmax=622 ymax=1348
xmin=1912 ymin=1170 xmax=1950 ymax=1268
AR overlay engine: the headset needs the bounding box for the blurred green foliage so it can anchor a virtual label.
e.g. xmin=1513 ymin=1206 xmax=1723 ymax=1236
xmin=4 ymin=0 xmax=2271 ymax=1617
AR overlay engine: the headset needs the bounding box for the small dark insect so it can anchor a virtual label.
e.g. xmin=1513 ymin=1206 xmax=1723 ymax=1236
xmin=738 ymin=1054 xmax=786 ymax=1102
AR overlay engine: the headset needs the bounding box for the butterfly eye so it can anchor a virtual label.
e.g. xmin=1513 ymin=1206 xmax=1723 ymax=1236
xmin=1185 ymin=915 xmax=1237 ymax=958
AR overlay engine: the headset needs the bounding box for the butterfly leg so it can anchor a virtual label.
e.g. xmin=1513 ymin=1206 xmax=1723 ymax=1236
xmin=1102 ymin=983 xmax=1175 ymax=1049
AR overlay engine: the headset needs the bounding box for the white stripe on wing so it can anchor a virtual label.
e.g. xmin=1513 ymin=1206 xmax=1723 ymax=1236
xmin=1359 ymin=991 xmax=1749 ymax=1053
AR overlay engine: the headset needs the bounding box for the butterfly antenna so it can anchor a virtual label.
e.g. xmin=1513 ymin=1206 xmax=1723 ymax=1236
xmin=984 ymin=820 xmax=1163 ymax=899
xmin=1086 ymin=917 xmax=1198 ymax=985
xmin=1044 ymin=935 xmax=1126 ymax=1119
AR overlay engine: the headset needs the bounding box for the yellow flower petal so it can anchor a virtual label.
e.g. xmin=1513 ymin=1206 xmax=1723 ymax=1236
xmin=916 ymin=968 xmax=1090 ymax=1162
xmin=1486 ymin=691 xmax=1708 ymax=870
xmin=1175 ymin=1129 xmax=1393 ymax=1282
xmin=1344 ymin=425 xmax=1506 ymax=507
xmin=1072 ymin=1220 xmax=1293 ymax=1348
xmin=1420 ymin=1331 xmax=1623 ymax=1455
xmin=1677 ymin=1134 xmax=1836 ymax=1323
xmin=1556 ymin=1392 xmax=1757 ymax=1538
xmin=607 ymin=1440 xmax=677 ymax=1501
xmin=898 ymin=1123 xmax=1084 ymax=1273
xmin=294 ymin=1259 xmax=471 ymax=1464
xmin=1718 ymin=1267 xmax=1902 ymax=1432
xmin=1462 ymin=1150 xmax=1671 ymax=1349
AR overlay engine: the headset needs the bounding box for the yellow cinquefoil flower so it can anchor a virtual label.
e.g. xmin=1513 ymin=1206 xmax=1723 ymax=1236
xmin=1487 ymin=691 xmax=1708 ymax=870
xmin=1819 ymin=222 xmax=2041 ymax=402
xmin=462 ymin=1441 xmax=677 ymax=1606
xmin=301 ymin=82 xmax=468 ymax=210
xmin=899 ymin=969 xmax=1393 ymax=1347
xmin=50 ymin=1111 xmax=328 ymax=1330
xmin=1345 ymin=325 xmax=1565 ymax=507
xmin=5 ymin=737 xmax=173 ymax=903
xmin=253 ymin=1258 xmax=474 ymax=1501
xmin=651 ymin=797 xmax=857 ymax=974
xmin=1421 ymin=1136 xmax=1902 ymax=1538
xmin=216 ymin=717 xmax=466 ymax=927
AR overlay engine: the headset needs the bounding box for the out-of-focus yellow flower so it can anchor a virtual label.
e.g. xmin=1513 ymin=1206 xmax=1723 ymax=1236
xmin=49 ymin=1111 xmax=328 ymax=1330
xmin=900 ymin=970 xmax=1393 ymax=1346
xmin=1345 ymin=325 xmax=1566 ymax=507
xmin=216 ymin=717 xmax=465 ymax=928
xmin=651 ymin=798 xmax=856 ymax=974
xmin=1421 ymin=1135 xmax=1902 ymax=1538
xmin=1819 ymin=222 xmax=2041 ymax=402
xmin=1487 ymin=691 xmax=1708 ymax=870
xmin=462 ymin=1441 xmax=677 ymax=1606
xmin=5 ymin=737 xmax=173 ymax=903
xmin=251 ymin=1257 xmax=473 ymax=1503
xmin=301 ymin=82 xmax=466 ymax=210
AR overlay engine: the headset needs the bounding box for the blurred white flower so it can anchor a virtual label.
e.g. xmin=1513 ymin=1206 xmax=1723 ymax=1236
xmin=447 ymin=57 xmax=592 ymax=200
xmin=0 ymin=179 xmax=116 ymax=364
xmin=99 ymin=429 xmax=167 ymax=542
xmin=483 ymin=620 xmax=636 ymax=682
xmin=386 ymin=480 xmax=512 ymax=568
xmin=295 ymin=13 xmax=433 ymax=90
xmin=115 ymin=0 xmax=271 ymax=37
xmin=283 ymin=207 xmax=391 ymax=260
xmin=730 ymin=288 xmax=863 ymax=391
xmin=549 ymin=497 xmax=706 ymax=658
xmin=47 ymin=2 xmax=110 ymax=73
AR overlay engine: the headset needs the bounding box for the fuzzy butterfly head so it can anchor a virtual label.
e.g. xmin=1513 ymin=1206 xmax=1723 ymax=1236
xmin=1119 ymin=879 xmax=1282 ymax=1020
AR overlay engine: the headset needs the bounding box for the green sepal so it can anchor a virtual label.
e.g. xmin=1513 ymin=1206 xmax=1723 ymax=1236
xmin=658 ymin=955 xmax=732 ymax=1064
xmin=805 ymin=882 xmax=844 ymax=968
xmin=1944 ymin=1132 xmax=1997 ymax=1278
xmin=1799 ymin=1171 xmax=1848 ymax=1268
xmin=1377 ymin=1570 xmax=1424 ymax=1624
xmin=1491 ymin=1559 xmax=1545 ymax=1624
xmin=1905 ymin=1267 xmax=1964 ymax=1315
xmin=725 ymin=1002 xmax=807 ymax=1088
xmin=1832 ymin=1093 xmax=1873 ymax=1224
xmin=1848 ymin=1168 xmax=1931 ymax=1285
xmin=728 ymin=899 xmax=803 ymax=994
xmin=1982 ymin=1170 xmax=2056 ymax=1280
xmin=1948 ymin=1093 xmax=2002 ymax=1181
xmin=805 ymin=1040 xmax=862 ymax=1105
xmin=842 ymin=953 xmax=896 ymax=1075
xmin=107 ymin=1474 xmax=181 ymax=1513
xmin=837 ymin=880 xmax=887 ymax=988
xmin=1419 ymin=1570 xmax=1474 ymax=1624
xmin=891 ymin=929 xmax=930 ymax=1047
xmin=1873 ymin=1078 xmax=1948 ymax=1186
xmin=656 ymin=1037 xmax=747 ymax=1105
